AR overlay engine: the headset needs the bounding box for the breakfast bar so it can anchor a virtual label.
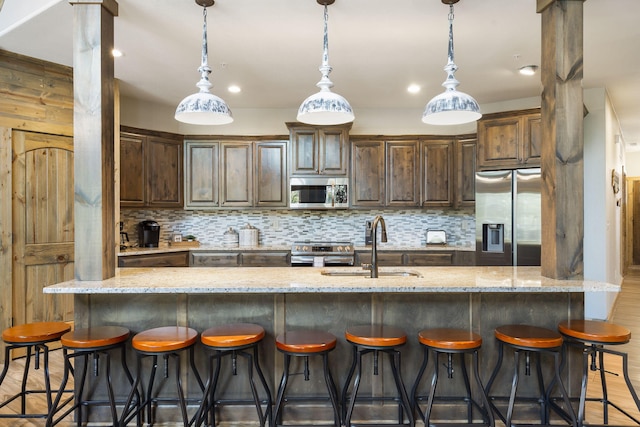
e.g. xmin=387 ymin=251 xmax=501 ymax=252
xmin=44 ymin=266 xmax=618 ymax=424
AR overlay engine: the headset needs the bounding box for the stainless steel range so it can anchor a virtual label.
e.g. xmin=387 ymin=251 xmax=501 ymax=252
xmin=290 ymin=241 xmax=355 ymax=266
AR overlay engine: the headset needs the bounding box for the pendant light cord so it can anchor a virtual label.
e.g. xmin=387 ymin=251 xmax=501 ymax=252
xmin=316 ymin=4 xmax=334 ymax=91
xmin=442 ymin=3 xmax=459 ymax=91
xmin=197 ymin=6 xmax=213 ymax=93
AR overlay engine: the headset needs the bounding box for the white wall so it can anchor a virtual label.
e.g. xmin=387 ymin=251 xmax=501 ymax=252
xmin=583 ymin=88 xmax=624 ymax=319
xmin=120 ymin=95 xmax=541 ymax=136
xmin=626 ymin=151 xmax=640 ymax=176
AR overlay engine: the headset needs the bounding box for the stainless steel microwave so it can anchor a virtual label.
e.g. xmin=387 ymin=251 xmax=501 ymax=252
xmin=289 ymin=177 xmax=349 ymax=209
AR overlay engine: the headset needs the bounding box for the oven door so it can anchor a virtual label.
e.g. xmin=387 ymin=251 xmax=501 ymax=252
xmin=289 ymin=177 xmax=348 ymax=209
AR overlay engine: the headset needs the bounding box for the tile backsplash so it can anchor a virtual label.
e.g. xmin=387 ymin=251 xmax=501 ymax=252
xmin=120 ymin=208 xmax=475 ymax=247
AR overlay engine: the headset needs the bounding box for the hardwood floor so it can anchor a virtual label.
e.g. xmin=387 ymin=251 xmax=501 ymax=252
xmin=2 ymin=270 xmax=640 ymax=426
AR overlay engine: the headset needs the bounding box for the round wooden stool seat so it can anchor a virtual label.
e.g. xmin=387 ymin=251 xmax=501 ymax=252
xmin=2 ymin=321 xmax=71 ymax=344
xmin=418 ymin=328 xmax=482 ymax=351
xmin=345 ymin=324 xmax=406 ymax=347
xmin=61 ymin=326 xmax=130 ymax=349
xmin=275 ymin=330 xmax=336 ymax=354
xmin=201 ymin=323 xmax=265 ymax=348
xmin=132 ymin=326 xmax=198 ymax=353
xmin=558 ymin=319 xmax=631 ymax=344
xmin=494 ymin=324 xmax=563 ymax=349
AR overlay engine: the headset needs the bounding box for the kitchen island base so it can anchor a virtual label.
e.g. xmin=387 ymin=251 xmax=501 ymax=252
xmin=71 ymin=290 xmax=583 ymax=424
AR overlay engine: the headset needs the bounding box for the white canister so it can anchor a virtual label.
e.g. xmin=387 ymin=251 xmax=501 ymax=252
xmin=239 ymin=224 xmax=259 ymax=246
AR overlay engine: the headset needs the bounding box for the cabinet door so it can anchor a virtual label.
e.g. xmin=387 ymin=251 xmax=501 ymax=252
xmin=242 ymin=252 xmax=290 ymax=267
xmin=477 ymin=117 xmax=521 ymax=169
xmin=290 ymin=128 xmax=318 ymax=175
xmin=191 ymin=252 xmax=241 ymax=267
xmin=386 ymin=141 xmax=419 ymax=207
xmin=118 ymin=252 xmax=189 ymax=267
xmin=221 ymin=142 xmax=253 ymax=207
xmin=523 ymin=114 xmax=542 ymax=166
xmin=320 ymin=128 xmax=348 ymax=175
xmin=120 ymin=133 xmax=145 ymax=207
xmin=255 ymin=141 xmax=287 ymax=207
xmin=405 ymin=252 xmax=454 ymax=266
xmin=146 ymin=136 xmax=183 ymax=208
xmin=185 ymin=141 xmax=219 ymax=208
xmin=356 ymin=251 xmax=404 ymax=266
xmin=455 ymin=137 xmax=477 ymax=207
xmin=351 ymin=140 xmax=385 ymax=207
xmin=421 ymin=139 xmax=453 ymax=207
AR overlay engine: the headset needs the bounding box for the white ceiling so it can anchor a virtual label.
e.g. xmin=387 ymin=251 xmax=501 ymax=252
xmin=1 ymin=0 xmax=640 ymax=149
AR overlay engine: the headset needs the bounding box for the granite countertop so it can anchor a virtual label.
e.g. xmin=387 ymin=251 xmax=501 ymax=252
xmin=118 ymin=244 xmax=474 ymax=256
xmin=44 ymin=266 xmax=618 ymax=295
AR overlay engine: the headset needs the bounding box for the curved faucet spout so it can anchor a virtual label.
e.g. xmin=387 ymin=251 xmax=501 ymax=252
xmin=369 ymin=215 xmax=387 ymax=278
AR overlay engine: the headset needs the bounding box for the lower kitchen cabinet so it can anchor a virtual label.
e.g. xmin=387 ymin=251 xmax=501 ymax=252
xmin=190 ymin=251 xmax=290 ymax=267
xmin=355 ymin=250 xmax=474 ymax=267
xmin=118 ymin=251 xmax=189 ymax=267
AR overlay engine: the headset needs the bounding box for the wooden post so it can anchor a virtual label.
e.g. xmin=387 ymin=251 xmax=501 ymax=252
xmin=70 ymin=0 xmax=119 ymax=280
xmin=537 ymin=0 xmax=585 ymax=279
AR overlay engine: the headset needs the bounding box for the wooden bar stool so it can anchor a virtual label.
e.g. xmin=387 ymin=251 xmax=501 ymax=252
xmin=0 ymin=321 xmax=72 ymax=420
xmin=342 ymin=324 xmax=414 ymax=427
xmin=484 ymin=324 xmax=577 ymax=427
xmin=120 ymin=326 xmax=205 ymax=427
xmin=273 ymin=329 xmax=340 ymax=427
xmin=411 ymin=328 xmax=494 ymax=427
xmin=193 ymin=323 xmax=272 ymax=427
xmin=556 ymin=319 xmax=640 ymax=427
xmin=45 ymin=326 xmax=138 ymax=427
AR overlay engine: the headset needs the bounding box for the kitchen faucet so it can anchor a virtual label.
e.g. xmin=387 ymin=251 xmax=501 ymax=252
xmin=363 ymin=215 xmax=387 ymax=278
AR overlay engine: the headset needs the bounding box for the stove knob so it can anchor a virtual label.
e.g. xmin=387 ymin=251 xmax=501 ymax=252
xmin=294 ymin=245 xmax=300 ymax=252
xmin=302 ymin=246 xmax=309 ymax=252
xmin=345 ymin=245 xmax=351 ymax=252
xmin=337 ymin=246 xmax=343 ymax=252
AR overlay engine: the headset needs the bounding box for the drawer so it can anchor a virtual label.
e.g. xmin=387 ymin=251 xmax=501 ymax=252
xmin=190 ymin=252 xmax=241 ymax=267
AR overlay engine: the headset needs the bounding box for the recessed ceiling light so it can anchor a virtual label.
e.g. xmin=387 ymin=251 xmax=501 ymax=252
xmin=112 ymin=48 xmax=123 ymax=58
xmin=519 ymin=65 xmax=538 ymax=76
xmin=407 ymin=84 xmax=421 ymax=94
xmin=228 ymin=85 xmax=241 ymax=93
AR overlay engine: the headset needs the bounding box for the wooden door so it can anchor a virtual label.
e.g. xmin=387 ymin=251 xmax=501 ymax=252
xmin=455 ymin=137 xmax=477 ymax=207
xmin=12 ymin=130 xmax=74 ymax=328
xmin=184 ymin=141 xmax=220 ymax=208
xmin=119 ymin=132 xmax=145 ymax=207
xmin=319 ymin=128 xmax=348 ymax=175
xmin=351 ymin=140 xmax=385 ymax=207
xmin=146 ymin=135 xmax=183 ymax=208
xmin=422 ymin=139 xmax=453 ymax=207
xmin=220 ymin=142 xmax=253 ymax=207
xmin=386 ymin=141 xmax=419 ymax=207
xmin=255 ymin=141 xmax=287 ymax=207
xmin=290 ymin=128 xmax=319 ymax=175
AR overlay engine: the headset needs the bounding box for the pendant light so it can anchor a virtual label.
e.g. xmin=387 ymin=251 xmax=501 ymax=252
xmin=297 ymin=0 xmax=354 ymax=126
xmin=175 ymin=0 xmax=233 ymax=125
xmin=422 ymin=0 xmax=480 ymax=126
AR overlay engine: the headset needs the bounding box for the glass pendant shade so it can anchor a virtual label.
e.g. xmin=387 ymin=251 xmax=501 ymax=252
xmin=297 ymin=0 xmax=354 ymax=125
xmin=175 ymin=0 xmax=233 ymax=125
xmin=422 ymin=0 xmax=480 ymax=126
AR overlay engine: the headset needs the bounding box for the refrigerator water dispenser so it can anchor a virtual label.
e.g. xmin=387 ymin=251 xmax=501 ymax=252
xmin=482 ymin=224 xmax=504 ymax=252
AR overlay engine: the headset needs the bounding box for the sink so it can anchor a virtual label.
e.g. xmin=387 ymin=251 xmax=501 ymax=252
xmin=321 ymin=270 xmax=423 ymax=278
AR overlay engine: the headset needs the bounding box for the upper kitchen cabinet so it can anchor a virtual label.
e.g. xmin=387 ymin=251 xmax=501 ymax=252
xmin=120 ymin=127 xmax=183 ymax=209
xmin=287 ymin=122 xmax=351 ymax=176
xmin=255 ymin=141 xmax=288 ymax=207
xmin=454 ymin=136 xmax=477 ymax=207
xmin=386 ymin=141 xmax=420 ymax=207
xmin=476 ymin=108 xmax=541 ymax=170
xmin=351 ymin=139 xmax=419 ymax=208
xmin=184 ymin=139 xmax=287 ymax=209
xmin=421 ymin=138 xmax=453 ymax=207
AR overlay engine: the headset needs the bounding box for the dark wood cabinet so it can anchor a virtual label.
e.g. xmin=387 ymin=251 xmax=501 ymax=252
xmin=355 ymin=250 xmax=473 ymax=266
xmin=386 ymin=141 xmax=420 ymax=207
xmin=184 ymin=139 xmax=287 ymax=209
xmin=118 ymin=251 xmax=189 ymax=267
xmin=454 ymin=136 xmax=477 ymax=207
xmin=421 ymin=139 xmax=453 ymax=207
xmin=220 ymin=142 xmax=253 ymax=207
xmin=120 ymin=128 xmax=183 ymax=208
xmin=190 ymin=251 xmax=290 ymax=267
xmin=185 ymin=141 xmax=220 ymax=208
xmin=351 ymin=140 xmax=385 ymax=207
xmin=477 ymin=108 xmax=541 ymax=170
xmin=255 ymin=141 xmax=287 ymax=207
xmin=287 ymin=122 xmax=350 ymax=176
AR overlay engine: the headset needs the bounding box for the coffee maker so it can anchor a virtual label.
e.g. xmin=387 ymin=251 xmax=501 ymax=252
xmin=138 ymin=220 xmax=160 ymax=247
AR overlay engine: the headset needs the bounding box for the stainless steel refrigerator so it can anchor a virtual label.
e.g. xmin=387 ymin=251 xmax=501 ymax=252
xmin=475 ymin=168 xmax=541 ymax=266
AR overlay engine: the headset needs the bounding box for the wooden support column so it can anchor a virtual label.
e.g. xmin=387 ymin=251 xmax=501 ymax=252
xmin=537 ymin=0 xmax=585 ymax=279
xmin=70 ymin=0 xmax=119 ymax=280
